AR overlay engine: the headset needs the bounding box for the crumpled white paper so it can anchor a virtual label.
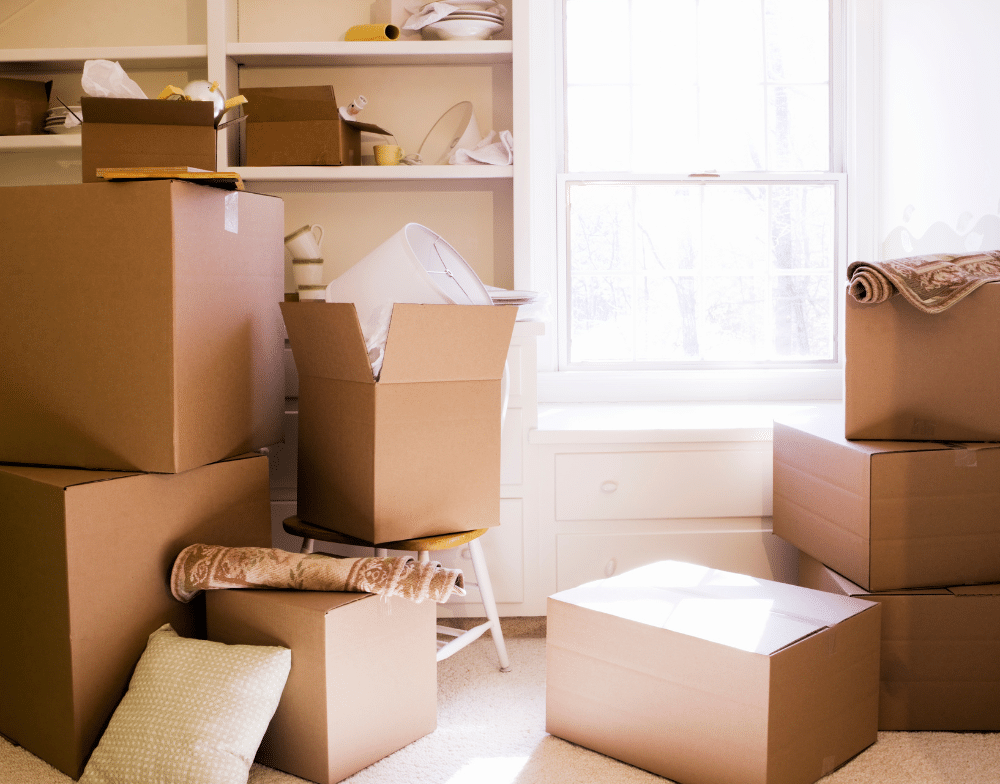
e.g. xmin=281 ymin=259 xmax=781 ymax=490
xmin=449 ymin=129 xmax=513 ymax=165
xmin=403 ymin=1 xmax=507 ymax=30
xmin=65 ymin=59 xmax=147 ymax=127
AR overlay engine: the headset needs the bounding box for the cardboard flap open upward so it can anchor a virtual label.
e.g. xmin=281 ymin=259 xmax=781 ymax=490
xmin=81 ymin=97 xmax=216 ymax=127
xmin=380 ymin=304 xmax=517 ymax=383
xmin=552 ymin=560 xmax=875 ymax=655
xmin=280 ymin=302 xmax=374 ymax=384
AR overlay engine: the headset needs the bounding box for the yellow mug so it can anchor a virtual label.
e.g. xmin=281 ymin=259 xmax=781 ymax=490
xmin=374 ymin=144 xmax=405 ymax=166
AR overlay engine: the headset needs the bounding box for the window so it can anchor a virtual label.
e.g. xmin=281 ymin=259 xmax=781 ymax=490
xmin=558 ymin=0 xmax=845 ymax=380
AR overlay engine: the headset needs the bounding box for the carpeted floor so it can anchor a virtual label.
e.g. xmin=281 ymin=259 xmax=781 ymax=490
xmin=2 ymin=617 xmax=999 ymax=784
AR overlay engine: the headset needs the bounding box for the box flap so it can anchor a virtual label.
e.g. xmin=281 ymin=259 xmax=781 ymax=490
xmin=81 ymin=97 xmax=216 ymax=127
xmin=242 ymin=86 xmax=340 ymax=122
xmin=0 ymin=463 xmax=140 ymax=489
xmin=775 ymin=411 xmax=956 ymax=457
xmin=380 ymin=304 xmax=517 ymax=383
xmin=551 ymin=560 xmax=875 ymax=655
xmin=279 ymin=302 xmax=374 ymax=384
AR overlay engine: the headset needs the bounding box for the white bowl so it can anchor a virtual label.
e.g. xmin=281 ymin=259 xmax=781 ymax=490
xmin=421 ymin=18 xmax=503 ymax=40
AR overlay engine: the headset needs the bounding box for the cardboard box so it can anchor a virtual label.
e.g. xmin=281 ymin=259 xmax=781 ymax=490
xmin=0 ymin=76 xmax=51 ymax=135
xmin=845 ymin=285 xmax=1000 ymax=441
xmin=207 ymin=589 xmax=436 ymax=784
xmin=81 ymin=96 xmax=217 ymax=182
xmin=241 ymin=86 xmax=390 ymax=166
xmin=546 ymin=560 xmax=881 ymax=784
xmin=281 ymin=301 xmax=516 ymax=543
xmin=799 ymin=552 xmax=1000 ymax=731
xmin=773 ymin=411 xmax=1000 ymax=591
xmin=0 ymin=453 xmax=272 ymax=779
xmin=0 ymin=179 xmax=285 ymax=473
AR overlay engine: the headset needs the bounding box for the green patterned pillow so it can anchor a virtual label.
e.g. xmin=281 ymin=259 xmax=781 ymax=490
xmin=80 ymin=624 xmax=291 ymax=784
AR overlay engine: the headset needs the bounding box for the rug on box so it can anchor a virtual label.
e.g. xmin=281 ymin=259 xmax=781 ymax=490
xmin=847 ymin=250 xmax=1000 ymax=313
xmin=171 ymin=544 xmax=465 ymax=604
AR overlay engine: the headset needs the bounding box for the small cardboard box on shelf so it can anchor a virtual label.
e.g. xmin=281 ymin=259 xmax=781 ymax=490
xmin=80 ymin=97 xmax=218 ymax=182
xmin=845 ymin=284 xmax=1000 ymax=441
xmin=0 ymin=453 xmax=272 ymax=780
xmin=546 ymin=560 xmax=881 ymax=784
xmin=0 ymin=76 xmax=52 ymax=135
xmin=281 ymin=301 xmax=516 ymax=544
xmin=799 ymin=552 xmax=1000 ymax=731
xmin=773 ymin=411 xmax=1000 ymax=592
xmin=241 ymin=85 xmax=390 ymax=166
xmin=207 ymin=589 xmax=436 ymax=784
xmin=0 ymin=179 xmax=285 ymax=474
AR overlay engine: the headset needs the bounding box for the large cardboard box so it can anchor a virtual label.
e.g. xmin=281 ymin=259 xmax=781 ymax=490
xmin=241 ymin=85 xmax=389 ymax=166
xmin=281 ymin=301 xmax=516 ymax=543
xmin=81 ymin=97 xmax=218 ymax=182
xmin=546 ymin=560 xmax=881 ymax=784
xmin=773 ymin=411 xmax=1000 ymax=592
xmin=845 ymin=285 xmax=1000 ymax=441
xmin=207 ymin=589 xmax=436 ymax=784
xmin=0 ymin=453 xmax=272 ymax=779
xmin=0 ymin=180 xmax=285 ymax=473
xmin=0 ymin=76 xmax=51 ymax=135
xmin=799 ymin=552 xmax=1000 ymax=731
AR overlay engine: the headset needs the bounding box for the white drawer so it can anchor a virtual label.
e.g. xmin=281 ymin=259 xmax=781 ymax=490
xmin=554 ymin=449 xmax=771 ymax=521
xmin=555 ymin=528 xmax=798 ymax=592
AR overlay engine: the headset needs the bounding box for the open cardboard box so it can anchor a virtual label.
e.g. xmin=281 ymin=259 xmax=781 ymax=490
xmin=845 ymin=284 xmax=1000 ymax=441
xmin=0 ymin=453 xmax=272 ymax=779
xmin=0 ymin=76 xmax=51 ymax=135
xmin=773 ymin=410 xmax=1000 ymax=592
xmin=799 ymin=552 xmax=1000 ymax=731
xmin=208 ymin=589 xmax=436 ymax=784
xmin=281 ymin=301 xmax=516 ymax=543
xmin=0 ymin=179 xmax=285 ymax=473
xmin=546 ymin=560 xmax=881 ymax=784
xmin=81 ymin=97 xmax=219 ymax=182
xmin=241 ymin=85 xmax=391 ymax=166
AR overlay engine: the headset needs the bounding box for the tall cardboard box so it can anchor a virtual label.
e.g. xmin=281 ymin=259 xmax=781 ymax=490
xmin=546 ymin=560 xmax=881 ymax=784
xmin=773 ymin=412 xmax=1000 ymax=591
xmin=80 ymin=97 xmax=217 ymax=182
xmin=281 ymin=301 xmax=516 ymax=543
xmin=845 ymin=285 xmax=1000 ymax=441
xmin=241 ymin=85 xmax=390 ymax=166
xmin=0 ymin=180 xmax=285 ymax=473
xmin=0 ymin=453 xmax=272 ymax=780
xmin=799 ymin=553 xmax=1000 ymax=731
xmin=207 ymin=589 xmax=437 ymax=784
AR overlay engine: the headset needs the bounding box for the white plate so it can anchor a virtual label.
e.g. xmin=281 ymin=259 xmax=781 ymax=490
xmin=421 ymin=18 xmax=503 ymax=40
xmin=445 ymin=12 xmax=503 ymax=21
xmin=424 ymin=0 xmax=504 ymax=8
xmin=417 ymin=101 xmax=480 ymax=165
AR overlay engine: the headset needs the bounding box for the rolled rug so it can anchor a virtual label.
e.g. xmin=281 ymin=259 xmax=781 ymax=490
xmin=171 ymin=543 xmax=466 ymax=604
xmin=847 ymin=251 xmax=1000 ymax=313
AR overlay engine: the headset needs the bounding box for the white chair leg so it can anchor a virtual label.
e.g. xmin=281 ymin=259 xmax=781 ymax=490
xmin=468 ymin=537 xmax=511 ymax=672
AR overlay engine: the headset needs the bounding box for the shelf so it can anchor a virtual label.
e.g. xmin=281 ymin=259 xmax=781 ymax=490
xmin=0 ymin=45 xmax=208 ymax=73
xmin=227 ymin=40 xmax=512 ymax=67
xmin=234 ymin=165 xmax=512 ymax=183
xmin=0 ymin=134 xmax=80 ymax=152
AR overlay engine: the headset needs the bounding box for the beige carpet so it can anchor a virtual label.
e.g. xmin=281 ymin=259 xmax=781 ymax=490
xmin=2 ymin=617 xmax=999 ymax=784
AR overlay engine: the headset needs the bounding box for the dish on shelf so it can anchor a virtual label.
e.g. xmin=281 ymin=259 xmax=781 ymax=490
xmin=417 ymin=101 xmax=481 ymax=165
xmin=44 ymin=105 xmax=83 ymax=134
xmin=420 ymin=18 xmax=503 ymax=40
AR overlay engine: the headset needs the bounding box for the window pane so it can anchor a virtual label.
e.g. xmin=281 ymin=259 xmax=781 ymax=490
xmin=567 ymin=181 xmax=837 ymax=365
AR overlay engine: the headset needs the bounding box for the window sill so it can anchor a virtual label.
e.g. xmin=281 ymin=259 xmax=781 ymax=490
xmin=529 ymin=401 xmax=842 ymax=444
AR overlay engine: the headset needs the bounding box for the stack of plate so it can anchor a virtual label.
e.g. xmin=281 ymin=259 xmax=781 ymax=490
xmin=421 ymin=0 xmax=506 ymax=40
xmin=44 ymin=105 xmax=82 ymax=134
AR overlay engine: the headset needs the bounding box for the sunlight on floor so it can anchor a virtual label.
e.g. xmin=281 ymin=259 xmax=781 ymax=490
xmin=445 ymin=756 xmax=530 ymax=784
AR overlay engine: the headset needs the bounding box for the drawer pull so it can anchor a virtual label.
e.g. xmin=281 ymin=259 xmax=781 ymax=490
xmin=604 ymin=558 xmax=617 ymax=577
xmin=600 ymin=480 xmax=618 ymax=494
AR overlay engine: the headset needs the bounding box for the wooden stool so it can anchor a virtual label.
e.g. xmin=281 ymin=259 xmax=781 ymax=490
xmin=282 ymin=516 xmax=511 ymax=672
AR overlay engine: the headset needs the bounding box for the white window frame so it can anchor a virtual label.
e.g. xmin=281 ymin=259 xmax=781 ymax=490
xmin=527 ymin=0 xmax=863 ymax=405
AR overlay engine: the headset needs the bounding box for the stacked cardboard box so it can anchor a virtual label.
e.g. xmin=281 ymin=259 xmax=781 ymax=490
xmin=773 ymin=286 xmax=1000 ymax=730
xmin=0 ymin=179 xmax=285 ymax=777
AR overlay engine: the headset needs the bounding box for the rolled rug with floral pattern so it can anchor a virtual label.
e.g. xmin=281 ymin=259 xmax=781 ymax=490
xmin=847 ymin=251 xmax=1000 ymax=313
xmin=171 ymin=543 xmax=465 ymax=604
